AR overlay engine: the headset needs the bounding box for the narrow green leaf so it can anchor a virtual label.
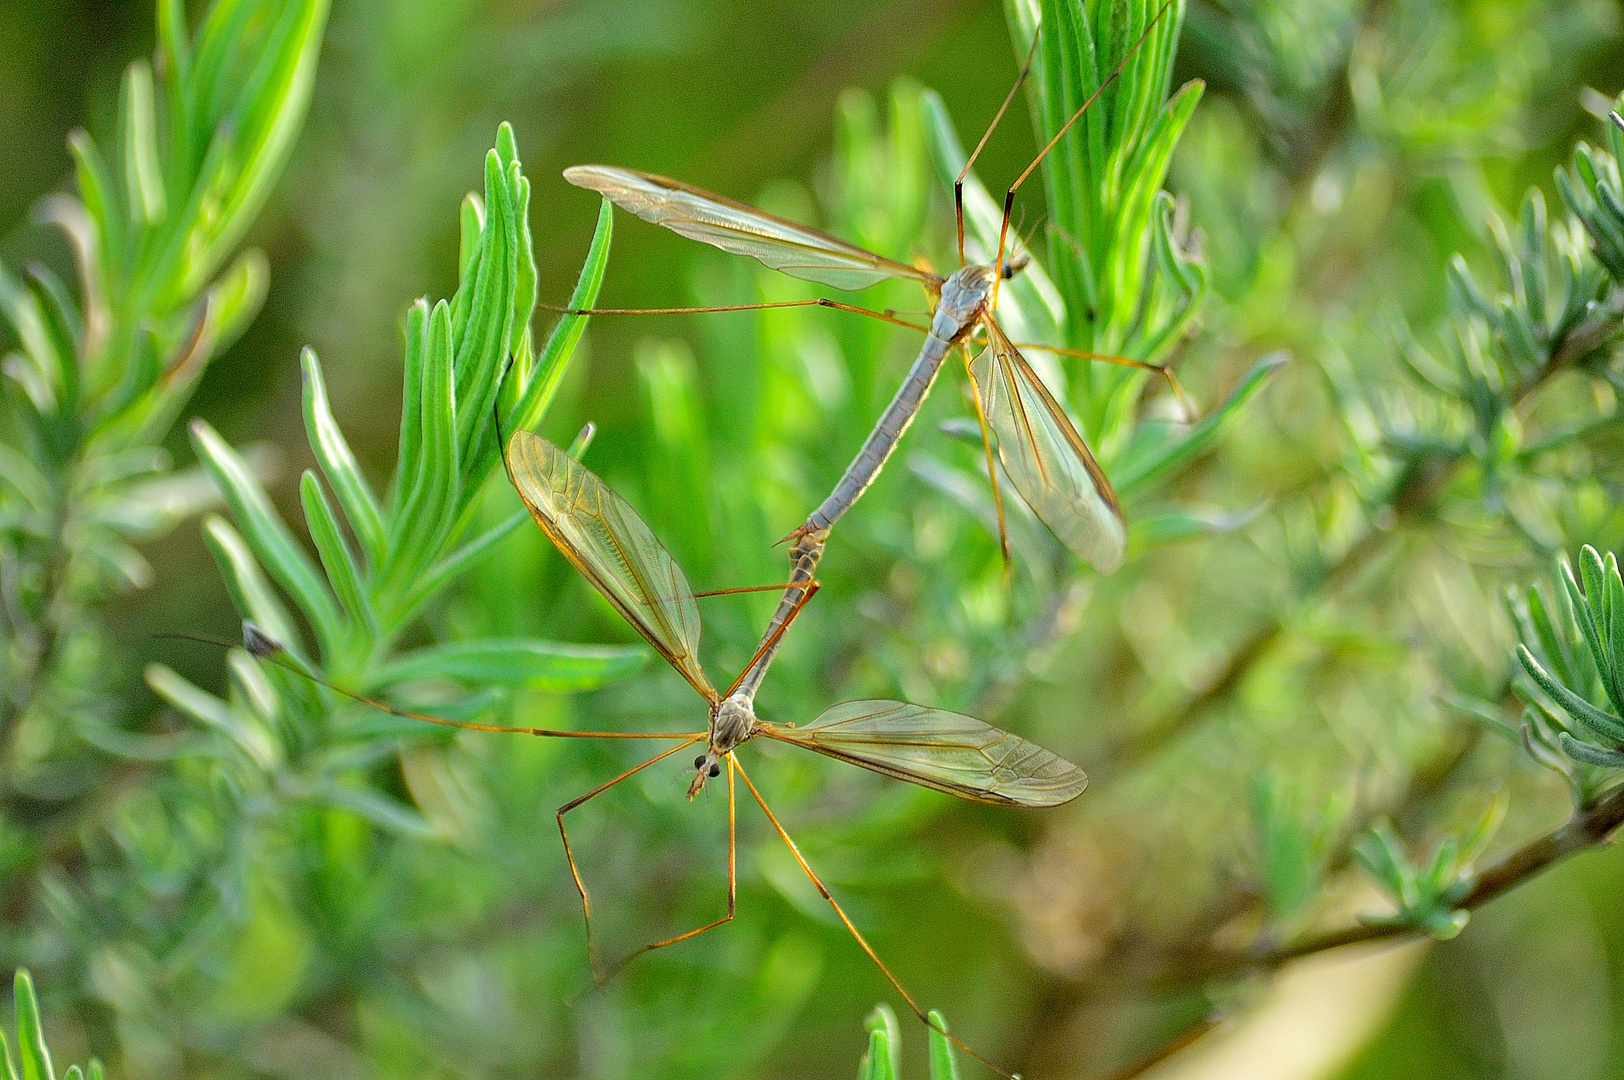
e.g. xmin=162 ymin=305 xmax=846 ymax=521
xmin=192 ymin=420 xmax=342 ymax=657
xmin=1116 ymin=351 xmax=1288 ymax=495
xmin=1526 ymin=582 xmax=1578 ymax=690
xmin=301 ymin=349 xmax=386 ymax=566
xmin=315 ymin=786 xmax=439 ymax=839
xmin=12 ymin=971 xmax=51 ymax=1080
xmin=865 ymin=1004 xmax=901 ymax=1080
xmin=394 ymin=510 xmax=529 ymax=623
xmin=0 ymin=262 xmax=60 ymax=412
xmin=207 ymin=248 xmax=271 ymax=352
xmin=1128 ymin=502 xmax=1266 ymax=549
xmin=511 ymin=197 xmax=612 ymax=435
xmin=0 ymin=1027 xmax=14 ymax=1080
xmin=185 ymin=0 xmax=328 ymax=296
xmin=376 ymin=638 xmax=645 ymax=691
xmin=121 ymin=60 xmax=167 ymax=224
xmin=1516 ymin=644 xmax=1624 ymax=744
xmin=386 ymin=300 xmax=457 ymax=585
xmin=1562 ymin=556 xmax=1608 ymax=689
xmin=25 ymin=267 xmax=81 ymax=411
xmin=66 ymin=131 xmax=125 ymax=289
xmin=146 ymin=664 xmax=280 ymax=769
xmin=1558 ymin=733 xmax=1624 ymax=769
xmin=0 ymin=443 xmax=49 ymax=510
xmin=927 ymin=1010 xmax=960 ymax=1080
xmin=459 ymin=194 xmax=484 ymax=281
xmin=392 ymin=299 xmax=431 ymax=514
xmin=201 ymin=515 xmax=300 ymax=657
xmin=451 ymin=150 xmax=518 ymax=458
xmin=299 ymin=471 xmax=373 ymax=637
xmin=1605 ymin=552 xmax=1624 ymax=712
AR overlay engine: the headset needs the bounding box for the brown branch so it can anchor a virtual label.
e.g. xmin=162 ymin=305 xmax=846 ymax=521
xmin=1092 ymin=779 xmax=1624 ymax=1078
xmin=1181 ymin=778 xmax=1624 ymax=983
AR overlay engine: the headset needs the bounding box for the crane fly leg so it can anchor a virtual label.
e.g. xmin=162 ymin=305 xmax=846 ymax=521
xmin=732 ymin=758 xmax=1018 ymax=1079
xmin=596 ymin=753 xmax=740 ymax=982
xmin=540 ymin=298 xmax=928 ymax=335
xmin=962 ymin=342 xmax=1012 ymax=569
xmin=557 ymin=735 xmax=707 ymax=981
xmin=1013 ymin=341 xmax=1194 ymax=421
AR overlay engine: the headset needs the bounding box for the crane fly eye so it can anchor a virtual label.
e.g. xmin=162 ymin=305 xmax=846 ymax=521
xmin=708 ymin=762 xmax=721 ymax=778
xmin=694 ymin=755 xmax=707 ymax=769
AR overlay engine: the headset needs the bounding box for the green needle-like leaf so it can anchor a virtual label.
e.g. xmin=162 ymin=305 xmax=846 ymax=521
xmin=299 ymin=471 xmax=375 ymax=639
xmin=12 ymin=972 xmax=51 ymax=1080
xmin=375 ymin=638 xmax=646 ymax=691
xmin=191 ymin=419 xmax=343 ymax=657
xmin=301 ymin=349 xmax=386 ymax=567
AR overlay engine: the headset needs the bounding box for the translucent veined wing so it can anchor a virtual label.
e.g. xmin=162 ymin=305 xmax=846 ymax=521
xmin=565 ymin=164 xmax=939 ymax=293
xmin=760 ymin=700 xmax=1087 ymax=808
xmin=972 ymin=318 xmax=1126 ymax=574
xmin=505 ymin=430 xmax=717 ymax=702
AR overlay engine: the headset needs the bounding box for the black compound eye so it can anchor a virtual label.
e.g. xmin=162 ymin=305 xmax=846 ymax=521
xmin=708 ymin=763 xmax=721 ymax=778
xmin=1001 ymin=262 xmax=1016 ymax=279
xmin=694 ymin=755 xmax=708 ymax=769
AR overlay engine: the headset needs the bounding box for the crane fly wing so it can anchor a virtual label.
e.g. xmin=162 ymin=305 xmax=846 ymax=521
xmin=972 ymin=319 xmax=1126 ymax=573
xmin=565 ymin=165 xmax=938 ymax=293
xmin=760 ymin=700 xmax=1087 ymax=808
xmin=506 ymin=430 xmax=717 ymax=702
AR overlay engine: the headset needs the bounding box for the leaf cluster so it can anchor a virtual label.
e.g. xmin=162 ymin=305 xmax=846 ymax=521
xmin=1351 ymin=794 xmax=1504 ymax=940
xmin=1513 ymin=546 xmax=1624 ymax=801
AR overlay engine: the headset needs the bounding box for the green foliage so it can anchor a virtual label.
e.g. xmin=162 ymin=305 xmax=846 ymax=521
xmin=1352 ymin=794 xmax=1505 ymax=940
xmin=6 ymin=0 xmax=1624 ymax=1077
xmin=1514 ymin=546 xmax=1624 ymax=799
xmin=1251 ymin=774 xmax=1346 ymax=926
xmin=142 ymin=123 xmax=641 ymax=837
xmin=852 ymin=1005 xmax=962 ymax=1080
xmin=0 ymin=971 xmax=103 ymax=1080
xmin=0 ymin=0 xmax=327 ymax=781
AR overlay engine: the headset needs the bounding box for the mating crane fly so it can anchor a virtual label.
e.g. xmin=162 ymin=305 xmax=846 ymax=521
xmin=552 ymin=2 xmax=1185 ymax=588
xmin=228 ymin=427 xmax=1083 ymax=1077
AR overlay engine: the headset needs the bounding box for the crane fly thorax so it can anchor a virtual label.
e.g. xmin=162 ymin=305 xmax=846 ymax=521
xmin=933 ymin=264 xmax=998 ymax=343
xmin=688 ymin=694 xmax=757 ymax=799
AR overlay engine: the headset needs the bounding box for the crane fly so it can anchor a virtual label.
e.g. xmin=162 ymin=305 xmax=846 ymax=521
xmin=551 ymin=2 xmax=1182 ymax=601
xmin=232 ymin=427 xmax=1084 ymax=1077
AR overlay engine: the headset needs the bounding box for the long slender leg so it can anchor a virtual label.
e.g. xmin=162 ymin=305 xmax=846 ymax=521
xmin=994 ymin=3 xmax=1173 ymax=306
xmin=558 ymin=736 xmax=708 ymax=980
xmin=221 ymin=627 xmax=703 ymax=742
xmin=962 ymin=344 xmax=1012 ymax=568
xmin=732 ymin=759 xmax=1017 ymax=1079
xmin=596 ymin=751 xmax=739 ymax=982
xmin=539 ymin=298 xmax=929 ymax=335
xmin=955 ymin=28 xmax=1042 ymax=267
xmin=1012 ymin=340 xmax=1193 ymax=420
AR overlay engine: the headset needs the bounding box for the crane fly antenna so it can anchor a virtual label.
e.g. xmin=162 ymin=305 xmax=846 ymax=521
xmin=995 ymin=1 xmax=1173 ymax=293
xmin=956 ymin=26 xmax=1042 ymax=268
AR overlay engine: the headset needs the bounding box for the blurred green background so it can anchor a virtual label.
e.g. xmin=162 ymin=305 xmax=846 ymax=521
xmin=6 ymin=1 xmax=1624 ymax=1079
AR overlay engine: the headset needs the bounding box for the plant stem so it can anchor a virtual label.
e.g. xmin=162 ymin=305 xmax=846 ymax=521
xmin=1102 ymin=778 xmax=1624 ymax=1077
xmin=1100 ymin=289 xmax=1624 ymax=775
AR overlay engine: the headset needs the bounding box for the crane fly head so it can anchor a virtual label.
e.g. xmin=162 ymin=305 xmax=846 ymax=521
xmin=999 ymin=250 xmax=1030 ymax=280
xmin=688 ymin=694 xmax=756 ymax=799
xmin=686 ymin=751 xmax=723 ymax=799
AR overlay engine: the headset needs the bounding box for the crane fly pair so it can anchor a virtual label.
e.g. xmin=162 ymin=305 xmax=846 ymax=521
xmin=228 ymin=10 xmax=1178 ymax=1075
xmin=237 ymin=426 xmax=1084 ymax=1076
